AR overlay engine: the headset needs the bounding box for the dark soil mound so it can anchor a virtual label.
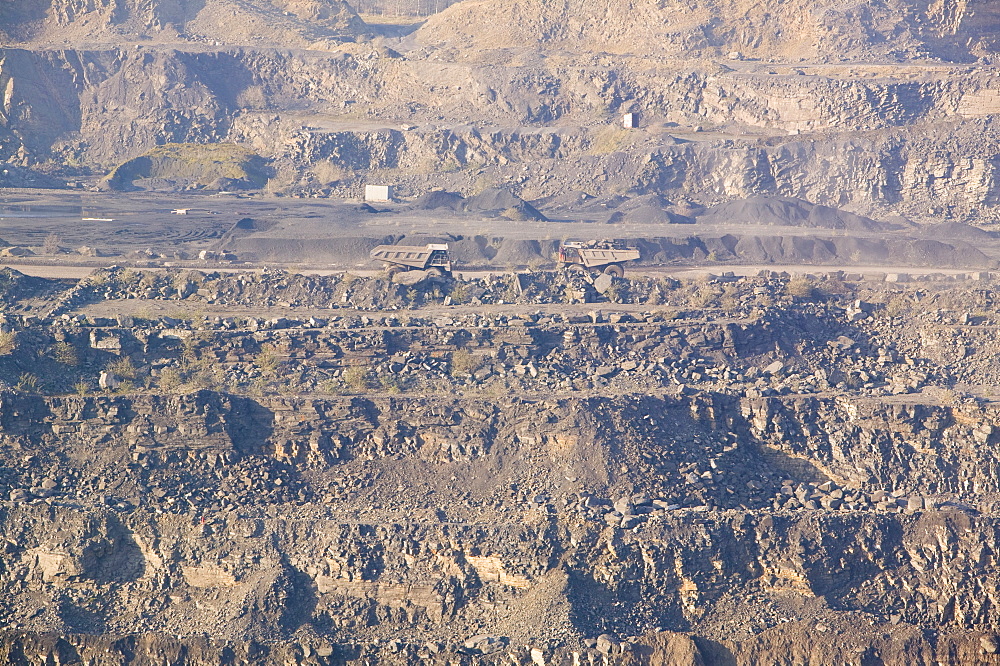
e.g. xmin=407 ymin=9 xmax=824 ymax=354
xmin=219 ymin=217 xmax=278 ymax=243
xmin=464 ymin=188 xmax=547 ymax=221
xmin=620 ymin=205 xmax=693 ymax=225
xmin=491 ymin=239 xmax=547 ymax=267
xmin=232 ymin=218 xmax=276 ymax=232
xmin=230 ymin=236 xmax=382 ymax=264
xmin=918 ymin=222 xmax=996 ymax=242
xmin=698 ymin=197 xmax=894 ymax=231
xmin=0 ymin=267 xmax=66 ymax=306
xmin=393 ymin=234 xmax=453 ymax=246
xmin=415 ymin=190 xmax=465 ymax=211
xmin=606 ymin=193 xmax=694 ymax=225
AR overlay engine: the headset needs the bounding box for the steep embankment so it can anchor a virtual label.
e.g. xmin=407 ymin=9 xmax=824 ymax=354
xmin=415 ymin=0 xmax=1000 ymax=62
xmin=0 ymin=0 xmax=366 ymax=45
xmin=1 ymin=266 xmax=1000 ymax=662
xmin=4 ymin=47 xmax=1000 ymax=221
xmin=2 ymin=0 xmax=1000 ymax=227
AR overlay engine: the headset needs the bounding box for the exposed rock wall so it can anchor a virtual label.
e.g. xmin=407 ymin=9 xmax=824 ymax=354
xmin=415 ymin=0 xmax=1000 ymax=62
xmin=3 ymin=500 xmax=1000 ymax=662
xmin=4 ymin=47 xmax=1000 ymax=218
xmin=0 ymin=0 xmax=365 ymax=44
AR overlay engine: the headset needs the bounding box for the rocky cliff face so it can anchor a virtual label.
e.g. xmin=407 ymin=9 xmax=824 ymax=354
xmin=2 ymin=0 xmax=1000 ymax=221
xmin=0 ymin=0 xmax=365 ymax=45
xmin=415 ymin=0 xmax=1000 ymax=62
xmin=4 ymin=46 xmax=1000 ymax=221
xmin=4 ymin=0 xmax=1000 ymax=655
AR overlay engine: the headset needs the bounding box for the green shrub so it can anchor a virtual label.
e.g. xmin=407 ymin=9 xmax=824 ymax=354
xmin=0 ymin=331 xmax=17 ymax=355
xmin=785 ymin=277 xmax=816 ymax=300
xmin=106 ymin=357 xmax=138 ymax=379
xmin=16 ymin=373 xmax=39 ymax=393
xmin=256 ymin=344 xmax=280 ymax=374
xmin=451 ymin=349 xmax=481 ymax=377
xmin=52 ymin=342 xmax=79 ymax=366
xmin=343 ymin=365 xmax=373 ymax=392
xmin=449 ymin=284 xmax=470 ymax=305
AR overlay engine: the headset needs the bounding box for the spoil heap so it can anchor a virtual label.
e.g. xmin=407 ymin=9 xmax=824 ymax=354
xmin=0 ymin=267 xmax=999 ymax=663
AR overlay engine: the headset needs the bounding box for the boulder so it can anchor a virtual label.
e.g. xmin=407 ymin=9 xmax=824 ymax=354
xmin=461 ymin=635 xmax=509 ymax=655
xmin=764 ymin=360 xmax=784 ymax=375
xmin=613 ymin=497 xmax=635 ymax=515
xmin=593 ymin=273 xmax=613 ymax=293
xmin=99 ymin=372 xmax=119 ymax=390
xmin=596 ymin=634 xmax=619 ymax=655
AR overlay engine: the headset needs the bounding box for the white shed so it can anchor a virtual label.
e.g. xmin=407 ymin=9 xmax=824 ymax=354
xmin=623 ymin=113 xmax=639 ymax=129
xmin=365 ymin=185 xmax=394 ymax=202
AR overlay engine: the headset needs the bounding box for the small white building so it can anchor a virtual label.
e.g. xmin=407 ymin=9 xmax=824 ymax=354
xmin=365 ymin=185 xmax=394 ymax=202
xmin=623 ymin=113 xmax=639 ymax=129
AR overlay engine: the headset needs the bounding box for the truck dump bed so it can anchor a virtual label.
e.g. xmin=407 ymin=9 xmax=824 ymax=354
xmin=370 ymin=244 xmax=451 ymax=272
xmin=370 ymin=245 xmax=437 ymax=270
xmin=575 ymin=248 xmax=640 ymax=268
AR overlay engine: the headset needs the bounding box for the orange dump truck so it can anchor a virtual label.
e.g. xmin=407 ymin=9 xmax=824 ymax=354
xmin=556 ymin=240 xmax=640 ymax=277
xmin=369 ymin=243 xmax=453 ymax=277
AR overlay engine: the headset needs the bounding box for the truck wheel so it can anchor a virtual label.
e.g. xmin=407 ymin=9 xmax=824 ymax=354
xmin=603 ymin=264 xmax=624 ymax=277
xmin=386 ymin=266 xmax=404 ymax=279
xmin=567 ymin=263 xmax=588 ymax=274
xmin=426 ymin=267 xmax=445 ymax=277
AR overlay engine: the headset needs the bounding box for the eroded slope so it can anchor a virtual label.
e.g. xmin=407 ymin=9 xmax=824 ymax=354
xmin=0 ymin=267 xmax=998 ymax=662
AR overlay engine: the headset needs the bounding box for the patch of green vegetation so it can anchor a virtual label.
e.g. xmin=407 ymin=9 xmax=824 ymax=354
xmin=0 ymin=331 xmax=16 ymax=356
xmin=785 ymin=277 xmax=818 ymax=301
xmin=449 ymin=283 xmax=470 ymax=304
xmin=104 ymin=142 xmax=270 ymax=191
xmin=343 ymin=365 xmax=374 ymax=392
xmin=106 ymin=356 xmax=138 ymax=380
xmin=15 ymin=372 xmax=39 ymax=393
xmin=450 ymin=349 xmax=482 ymax=377
xmin=587 ymin=126 xmax=632 ymax=155
xmin=51 ymin=342 xmax=79 ymax=366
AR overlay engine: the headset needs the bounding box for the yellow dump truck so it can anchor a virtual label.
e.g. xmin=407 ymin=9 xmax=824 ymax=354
xmin=556 ymin=240 xmax=640 ymax=277
xmin=369 ymin=243 xmax=453 ymax=277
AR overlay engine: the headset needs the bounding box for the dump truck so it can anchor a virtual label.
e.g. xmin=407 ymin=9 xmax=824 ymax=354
xmin=556 ymin=240 xmax=640 ymax=277
xmin=369 ymin=243 xmax=452 ymax=277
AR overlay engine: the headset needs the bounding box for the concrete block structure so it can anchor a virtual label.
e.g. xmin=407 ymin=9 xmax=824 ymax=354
xmin=365 ymin=185 xmax=394 ymax=202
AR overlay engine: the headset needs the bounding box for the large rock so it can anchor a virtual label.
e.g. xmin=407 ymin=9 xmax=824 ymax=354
xmin=593 ymin=273 xmax=614 ymax=294
xmin=596 ymin=634 xmax=619 ymax=655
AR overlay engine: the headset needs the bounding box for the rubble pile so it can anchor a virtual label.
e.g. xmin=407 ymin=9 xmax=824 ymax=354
xmin=48 ymin=267 xmax=682 ymax=316
xmin=0 ymin=267 xmax=999 ymax=664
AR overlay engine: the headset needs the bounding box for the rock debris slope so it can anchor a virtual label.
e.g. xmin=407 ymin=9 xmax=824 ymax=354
xmin=0 ymin=266 xmax=999 ymax=663
xmin=5 ymin=0 xmax=1000 ymax=661
xmin=0 ymin=0 xmax=366 ymax=45
xmin=416 ymin=0 xmax=970 ymax=60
